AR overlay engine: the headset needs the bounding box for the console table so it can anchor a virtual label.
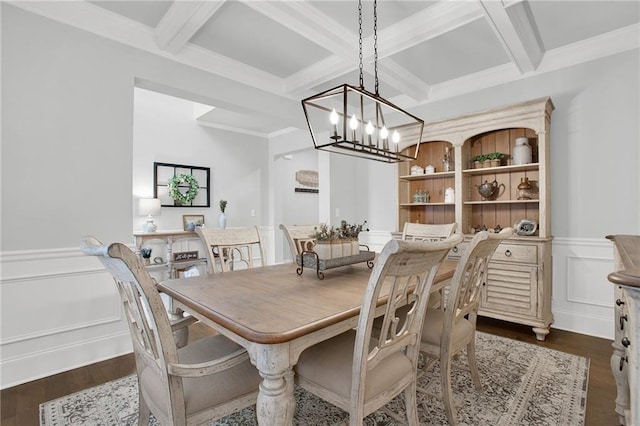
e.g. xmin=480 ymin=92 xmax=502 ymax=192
xmin=607 ymin=234 xmax=640 ymax=426
xmin=133 ymin=230 xmax=204 ymax=279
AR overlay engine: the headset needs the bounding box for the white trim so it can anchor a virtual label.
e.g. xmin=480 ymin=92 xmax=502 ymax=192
xmin=1 ymin=332 xmax=132 ymax=390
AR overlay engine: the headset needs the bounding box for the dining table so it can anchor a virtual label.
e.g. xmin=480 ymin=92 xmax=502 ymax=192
xmin=158 ymin=258 xmax=457 ymax=426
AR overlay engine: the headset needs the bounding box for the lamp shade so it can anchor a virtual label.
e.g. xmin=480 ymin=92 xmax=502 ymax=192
xmin=138 ymin=198 xmax=161 ymax=217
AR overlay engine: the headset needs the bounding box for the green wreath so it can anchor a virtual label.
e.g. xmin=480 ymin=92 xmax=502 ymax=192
xmin=168 ymin=174 xmax=199 ymax=205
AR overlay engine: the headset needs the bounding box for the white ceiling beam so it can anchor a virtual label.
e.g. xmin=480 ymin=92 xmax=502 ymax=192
xmin=155 ymin=0 xmax=225 ymax=54
xmin=477 ymin=0 xmax=544 ymax=74
xmin=242 ymin=1 xmax=355 ymax=59
xmin=377 ymin=61 xmax=431 ymax=101
xmin=8 ymin=1 xmax=286 ymax=97
xmin=284 ymin=1 xmax=484 ymax=99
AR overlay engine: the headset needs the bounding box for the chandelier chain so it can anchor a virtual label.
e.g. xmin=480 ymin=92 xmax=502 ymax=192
xmin=374 ymin=0 xmax=379 ymax=94
xmin=358 ymin=0 xmax=364 ymax=88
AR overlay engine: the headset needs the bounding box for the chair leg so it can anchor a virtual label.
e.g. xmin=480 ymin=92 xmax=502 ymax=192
xmin=404 ymin=383 xmax=420 ymax=426
xmin=467 ymin=341 xmax=482 ymax=391
xmin=138 ymin=389 xmax=151 ymax=426
xmin=440 ymin=358 xmax=457 ymax=426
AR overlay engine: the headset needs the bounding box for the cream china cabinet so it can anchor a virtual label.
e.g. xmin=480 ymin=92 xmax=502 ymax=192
xmin=398 ymin=97 xmax=554 ymax=340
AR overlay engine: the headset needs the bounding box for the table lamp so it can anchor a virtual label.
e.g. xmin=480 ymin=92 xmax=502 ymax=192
xmin=139 ymin=198 xmax=161 ymax=233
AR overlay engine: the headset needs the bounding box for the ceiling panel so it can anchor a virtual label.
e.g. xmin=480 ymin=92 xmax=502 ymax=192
xmin=89 ymin=0 xmax=171 ymax=28
xmin=529 ymin=0 xmax=640 ymax=50
xmin=310 ymin=0 xmax=435 ymax=38
xmin=389 ymin=18 xmax=510 ymax=85
xmin=189 ymin=1 xmax=332 ymax=78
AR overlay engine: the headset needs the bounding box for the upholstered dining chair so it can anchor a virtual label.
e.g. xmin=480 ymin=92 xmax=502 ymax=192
xmin=295 ymin=234 xmax=464 ymax=425
xmin=279 ymin=224 xmax=317 ymax=261
xmin=402 ymin=222 xmax=458 ymax=242
xmin=417 ymin=228 xmax=513 ymax=425
xmin=80 ymin=236 xmax=261 ymax=426
xmin=196 ymin=226 xmax=266 ymax=273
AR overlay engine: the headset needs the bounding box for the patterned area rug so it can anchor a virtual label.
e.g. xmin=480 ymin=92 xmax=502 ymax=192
xmin=40 ymin=332 xmax=588 ymax=425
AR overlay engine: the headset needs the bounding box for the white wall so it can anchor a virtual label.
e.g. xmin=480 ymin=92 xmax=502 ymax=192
xmin=0 ymin=5 xmax=272 ymax=388
xmin=1 ymin=3 xmax=638 ymax=388
xmin=133 ymin=88 xmax=268 ymax=232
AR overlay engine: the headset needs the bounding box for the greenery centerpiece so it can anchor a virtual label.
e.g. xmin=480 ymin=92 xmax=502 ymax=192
xmin=168 ymin=174 xmax=199 ymax=206
xmin=309 ymin=223 xmax=336 ymax=260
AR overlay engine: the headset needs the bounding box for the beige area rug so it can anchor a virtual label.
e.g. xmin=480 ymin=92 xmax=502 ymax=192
xmin=40 ymin=332 xmax=588 ymax=425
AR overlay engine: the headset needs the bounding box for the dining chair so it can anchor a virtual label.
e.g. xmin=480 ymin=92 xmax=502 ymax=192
xmin=279 ymin=224 xmax=317 ymax=261
xmin=417 ymin=228 xmax=513 ymax=426
xmin=295 ymin=233 xmax=464 ymax=425
xmin=196 ymin=226 xmax=266 ymax=273
xmin=402 ymin=222 xmax=458 ymax=242
xmin=401 ymin=222 xmax=458 ymax=309
xmin=80 ymin=236 xmax=261 ymax=426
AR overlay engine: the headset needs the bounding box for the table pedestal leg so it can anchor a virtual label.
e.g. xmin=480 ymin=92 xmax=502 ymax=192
xmin=254 ymin=344 xmax=295 ymax=426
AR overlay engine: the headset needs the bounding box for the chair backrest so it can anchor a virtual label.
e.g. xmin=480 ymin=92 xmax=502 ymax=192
xmin=80 ymin=236 xmax=184 ymax=421
xmin=443 ymin=228 xmax=514 ymax=334
xmin=196 ymin=226 xmax=266 ymax=273
xmin=279 ymin=224 xmax=317 ymax=259
xmin=402 ymin=222 xmax=458 ymax=242
xmin=352 ymin=233 xmax=463 ymax=411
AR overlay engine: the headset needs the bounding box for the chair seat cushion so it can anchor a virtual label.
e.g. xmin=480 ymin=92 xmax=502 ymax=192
xmin=140 ymin=334 xmax=261 ymax=417
xmin=295 ymin=329 xmax=412 ymax=401
xmin=420 ymin=307 xmax=473 ymax=347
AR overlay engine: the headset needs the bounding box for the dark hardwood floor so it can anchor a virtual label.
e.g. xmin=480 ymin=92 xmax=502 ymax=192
xmin=1 ymin=318 xmax=618 ymax=425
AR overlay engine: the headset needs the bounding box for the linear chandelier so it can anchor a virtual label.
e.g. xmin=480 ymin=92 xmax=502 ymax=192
xmin=302 ymin=0 xmax=424 ymax=163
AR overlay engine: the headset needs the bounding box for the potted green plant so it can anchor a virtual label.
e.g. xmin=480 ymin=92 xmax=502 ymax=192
xmin=472 ymin=154 xmax=486 ymax=169
xmin=487 ymin=152 xmax=504 ymax=167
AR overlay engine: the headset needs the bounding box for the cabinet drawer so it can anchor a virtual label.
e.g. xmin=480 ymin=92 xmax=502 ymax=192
xmin=491 ymin=243 xmax=538 ymax=264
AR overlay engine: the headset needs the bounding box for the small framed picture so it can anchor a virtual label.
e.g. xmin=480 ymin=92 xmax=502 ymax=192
xmin=183 ymin=214 xmax=205 ymax=231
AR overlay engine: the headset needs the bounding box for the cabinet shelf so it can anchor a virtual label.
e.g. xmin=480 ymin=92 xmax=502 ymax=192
xmin=400 ymin=202 xmax=455 ymax=207
xmin=464 ymin=199 xmax=539 ymax=205
xmin=399 ymin=171 xmax=455 ymax=180
xmin=462 ymin=163 xmax=539 ymax=175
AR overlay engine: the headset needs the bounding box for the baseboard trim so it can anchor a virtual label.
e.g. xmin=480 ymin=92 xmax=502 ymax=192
xmin=1 ymin=331 xmax=132 ymax=389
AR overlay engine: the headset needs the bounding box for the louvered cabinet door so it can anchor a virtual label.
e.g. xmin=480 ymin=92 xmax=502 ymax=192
xmin=480 ymin=263 xmax=538 ymax=318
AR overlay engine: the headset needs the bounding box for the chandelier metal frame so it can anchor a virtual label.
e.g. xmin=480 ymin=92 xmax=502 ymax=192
xmin=301 ymin=0 xmax=424 ymax=163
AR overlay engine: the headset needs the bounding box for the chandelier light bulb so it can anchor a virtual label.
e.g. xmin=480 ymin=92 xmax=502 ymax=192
xmin=329 ymin=108 xmax=339 ymax=125
xmin=329 ymin=108 xmax=339 ymax=140
xmin=365 ymin=121 xmax=374 ymax=135
xmin=392 ymin=130 xmax=400 ymax=144
xmin=380 ymin=126 xmax=389 ymax=139
xmin=349 ymin=114 xmax=358 ymax=130
xmin=365 ymin=121 xmax=374 ymax=146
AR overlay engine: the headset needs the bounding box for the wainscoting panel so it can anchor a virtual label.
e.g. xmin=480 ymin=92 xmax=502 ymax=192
xmin=0 ymin=248 xmax=131 ymax=389
xmin=552 ymin=237 xmax=616 ymax=340
xmin=1 ymin=234 xmax=616 ymax=388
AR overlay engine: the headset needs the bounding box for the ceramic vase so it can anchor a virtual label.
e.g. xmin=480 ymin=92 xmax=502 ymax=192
xmin=218 ymin=212 xmax=227 ymax=229
xmin=513 ymin=137 xmax=532 ymax=165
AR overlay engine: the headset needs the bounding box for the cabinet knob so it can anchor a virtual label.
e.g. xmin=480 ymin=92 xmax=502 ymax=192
xmin=620 ymin=314 xmax=628 ymax=331
xmin=620 ymin=356 xmax=628 ymax=371
xmin=505 ymin=249 xmax=512 ymax=257
xmin=621 ymin=337 xmax=631 ymax=348
xmin=452 ymin=246 xmax=458 ymax=253
xmin=616 ymin=298 xmax=625 ymax=306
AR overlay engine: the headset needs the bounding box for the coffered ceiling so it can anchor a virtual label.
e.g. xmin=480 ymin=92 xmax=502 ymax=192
xmin=11 ymin=1 xmax=639 ymax=136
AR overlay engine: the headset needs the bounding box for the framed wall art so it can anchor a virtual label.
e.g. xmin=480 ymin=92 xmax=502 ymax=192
xmin=154 ymin=162 xmax=210 ymax=207
xmin=183 ymin=214 xmax=205 ymax=231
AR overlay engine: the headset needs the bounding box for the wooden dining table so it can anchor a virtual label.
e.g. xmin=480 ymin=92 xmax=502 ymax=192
xmin=158 ymin=259 xmax=457 ymax=426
